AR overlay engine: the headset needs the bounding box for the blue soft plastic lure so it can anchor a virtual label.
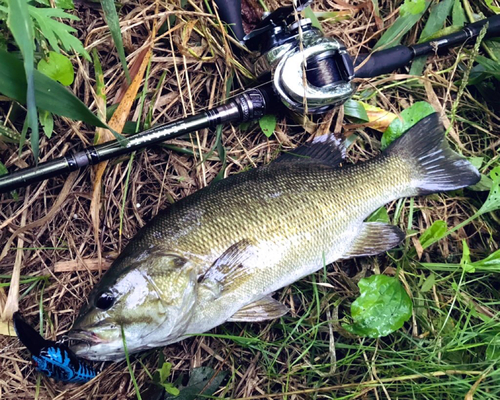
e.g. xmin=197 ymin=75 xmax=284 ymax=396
xmin=13 ymin=312 xmax=98 ymax=383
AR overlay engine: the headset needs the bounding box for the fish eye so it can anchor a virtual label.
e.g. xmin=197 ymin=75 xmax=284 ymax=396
xmin=95 ymin=292 xmax=115 ymax=310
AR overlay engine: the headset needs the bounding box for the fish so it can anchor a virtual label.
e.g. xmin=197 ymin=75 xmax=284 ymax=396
xmin=68 ymin=113 xmax=480 ymax=361
xmin=13 ymin=312 xmax=98 ymax=383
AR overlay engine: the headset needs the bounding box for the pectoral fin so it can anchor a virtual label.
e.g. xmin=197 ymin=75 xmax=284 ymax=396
xmin=201 ymin=239 xmax=257 ymax=292
xmin=228 ymin=296 xmax=289 ymax=322
xmin=343 ymin=222 xmax=405 ymax=258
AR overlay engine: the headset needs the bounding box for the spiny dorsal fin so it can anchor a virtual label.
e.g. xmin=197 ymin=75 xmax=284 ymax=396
xmin=228 ymin=296 xmax=289 ymax=322
xmin=343 ymin=222 xmax=405 ymax=259
xmin=275 ymin=133 xmax=346 ymax=168
xmin=201 ymin=239 xmax=257 ymax=292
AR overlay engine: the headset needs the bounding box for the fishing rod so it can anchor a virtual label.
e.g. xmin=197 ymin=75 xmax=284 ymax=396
xmin=1 ymin=0 xmax=500 ymax=194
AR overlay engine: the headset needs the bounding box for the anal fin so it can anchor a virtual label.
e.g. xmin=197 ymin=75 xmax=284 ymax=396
xmin=343 ymin=222 xmax=405 ymax=258
xmin=228 ymin=296 xmax=289 ymax=322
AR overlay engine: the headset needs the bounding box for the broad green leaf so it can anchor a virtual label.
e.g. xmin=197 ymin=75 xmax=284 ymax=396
xmin=374 ymin=1 xmax=430 ymax=50
xmin=37 ymin=51 xmax=74 ymax=86
xmin=165 ymin=367 xmax=228 ymax=400
xmin=409 ymin=0 xmax=454 ymax=75
xmin=477 ymin=166 xmax=500 ymax=215
xmin=100 ymin=0 xmax=130 ymax=82
xmin=381 ymin=102 xmax=435 ymax=149
xmin=259 ymin=114 xmax=276 ymax=138
xmin=303 ymin=6 xmax=322 ymax=31
xmin=452 ymin=0 xmax=466 ymax=27
xmin=343 ymin=275 xmax=413 ymax=338
xmin=419 ymin=220 xmax=448 ymax=250
xmin=400 ymin=0 xmax=426 ymax=16
xmin=39 ymin=110 xmax=54 ymax=138
xmin=0 ymin=49 xmax=110 ymax=131
xmin=367 ymin=206 xmax=390 ymax=223
xmin=8 ymin=0 xmax=39 ymax=162
xmin=29 ymin=6 xmax=90 ymax=60
xmin=344 ymin=99 xmax=369 ymax=122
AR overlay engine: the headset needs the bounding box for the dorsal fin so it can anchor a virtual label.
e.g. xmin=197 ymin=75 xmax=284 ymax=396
xmin=275 ymin=133 xmax=346 ymax=168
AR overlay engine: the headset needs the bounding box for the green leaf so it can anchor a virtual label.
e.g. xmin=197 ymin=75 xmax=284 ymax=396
xmin=259 ymin=114 xmax=276 ymax=138
xmin=39 ymin=110 xmax=54 ymax=138
xmin=381 ymin=102 xmax=435 ymax=150
xmin=485 ymin=0 xmax=500 ymax=13
xmin=400 ymin=0 xmax=426 ymax=16
xmin=419 ymin=220 xmax=448 ymax=250
xmin=7 ymin=0 xmax=39 ymax=162
xmin=0 ymin=161 xmax=8 ymax=176
xmin=468 ymin=173 xmax=493 ymax=191
xmin=158 ymin=362 xmax=172 ymax=384
xmin=374 ymin=0 xmax=430 ymax=50
xmin=460 ymin=240 xmax=474 ymax=273
xmin=343 ymin=275 xmax=413 ymax=338
xmin=344 ymin=99 xmax=369 ymax=122
xmin=477 ymin=166 xmax=500 ymax=215
xmin=55 ymin=0 xmax=74 ymax=10
xmin=100 ymin=0 xmax=130 ymax=82
xmin=0 ymin=124 xmax=21 ymax=144
xmin=29 ymin=6 xmax=90 ymax=60
xmin=37 ymin=51 xmax=74 ymax=86
xmin=303 ymin=6 xmax=322 ymax=31
xmin=471 ymin=248 xmax=500 ymax=272
xmin=165 ymin=367 xmax=228 ymax=400
xmin=452 ymin=0 xmax=466 ymax=27
xmin=420 ymin=273 xmax=435 ymax=292
xmin=486 ymin=334 xmax=500 ymax=361
xmin=0 ymin=48 xmax=110 ymax=131
xmin=367 ymin=206 xmax=390 ymax=223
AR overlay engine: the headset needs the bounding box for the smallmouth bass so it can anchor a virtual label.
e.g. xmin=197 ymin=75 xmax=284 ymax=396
xmin=69 ymin=113 xmax=480 ymax=361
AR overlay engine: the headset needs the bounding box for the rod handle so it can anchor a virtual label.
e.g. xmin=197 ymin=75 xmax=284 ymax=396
xmin=354 ymin=45 xmax=414 ymax=78
xmin=0 ymin=157 xmax=72 ymax=194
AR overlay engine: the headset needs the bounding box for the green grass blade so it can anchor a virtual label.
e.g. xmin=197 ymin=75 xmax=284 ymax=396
xmin=100 ymin=0 xmax=130 ymax=83
xmin=7 ymin=0 xmax=39 ymax=162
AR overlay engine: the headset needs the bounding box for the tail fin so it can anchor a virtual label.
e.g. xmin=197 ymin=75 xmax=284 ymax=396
xmin=385 ymin=113 xmax=480 ymax=195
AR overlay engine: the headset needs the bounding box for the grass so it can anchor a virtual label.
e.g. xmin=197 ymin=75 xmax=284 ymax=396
xmin=1 ymin=0 xmax=500 ymax=399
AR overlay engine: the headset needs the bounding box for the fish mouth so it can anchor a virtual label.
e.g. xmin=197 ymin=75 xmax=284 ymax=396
xmin=65 ymin=329 xmax=108 ymax=348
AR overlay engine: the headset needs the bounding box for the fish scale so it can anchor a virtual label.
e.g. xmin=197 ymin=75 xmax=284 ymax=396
xmin=69 ymin=114 xmax=480 ymax=361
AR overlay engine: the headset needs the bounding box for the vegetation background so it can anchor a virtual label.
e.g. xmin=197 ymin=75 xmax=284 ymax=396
xmin=0 ymin=0 xmax=499 ymax=398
